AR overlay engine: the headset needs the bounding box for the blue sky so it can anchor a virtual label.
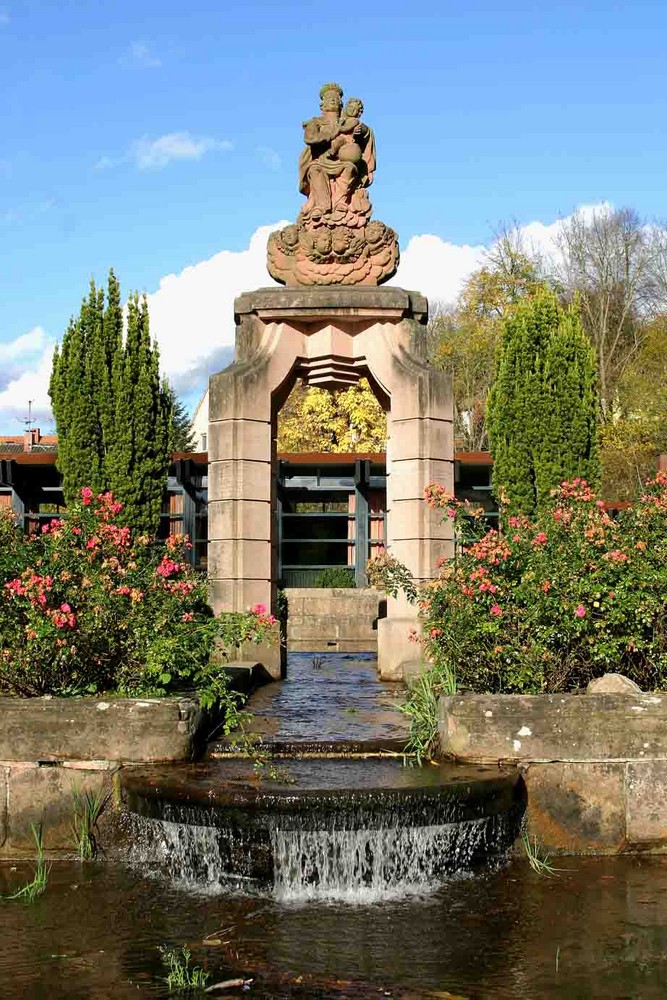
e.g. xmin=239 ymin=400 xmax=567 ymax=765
xmin=1 ymin=0 xmax=666 ymax=430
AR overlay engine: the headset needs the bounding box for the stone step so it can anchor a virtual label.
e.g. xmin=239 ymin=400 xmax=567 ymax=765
xmin=207 ymin=735 xmax=410 ymax=759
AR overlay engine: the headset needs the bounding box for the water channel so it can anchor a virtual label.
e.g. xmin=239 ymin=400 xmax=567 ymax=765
xmin=2 ymin=653 xmax=667 ymax=998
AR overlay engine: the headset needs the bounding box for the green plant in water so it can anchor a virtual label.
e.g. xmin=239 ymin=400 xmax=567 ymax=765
xmin=159 ymin=945 xmax=209 ymax=993
xmin=4 ymin=823 xmax=49 ymax=902
xmin=71 ymin=783 xmax=108 ymax=860
xmin=521 ymin=828 xmax=562 ymax=877
xmin=400 ymin=670 xmax=452 ymax=764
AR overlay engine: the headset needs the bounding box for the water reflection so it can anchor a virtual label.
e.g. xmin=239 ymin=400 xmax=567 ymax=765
xmin=3 ymin=856 xmax=667 ymax=998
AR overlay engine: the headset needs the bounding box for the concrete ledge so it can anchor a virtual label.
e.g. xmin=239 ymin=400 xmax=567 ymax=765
xmin=234 ymin=286 xmax=428 ymax=324
xmin=439 ymin=692 xmax=667 ymax=763
xmin=439 ymin=691 xmax=667 ymax=854
xmin=0 ymin=696 xmax=205 ymax=763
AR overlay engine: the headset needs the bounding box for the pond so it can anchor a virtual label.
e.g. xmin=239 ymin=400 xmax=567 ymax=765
xmin=2 ymin=854 xmax=667 ymax=998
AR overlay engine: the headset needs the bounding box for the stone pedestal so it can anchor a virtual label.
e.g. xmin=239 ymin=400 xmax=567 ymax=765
xmin=208 ymin=286 xmax=453 ymax=681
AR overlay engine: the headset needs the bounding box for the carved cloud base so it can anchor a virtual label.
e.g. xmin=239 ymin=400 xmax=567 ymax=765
xmin=267 ymin=219 xmax=399 ymax=286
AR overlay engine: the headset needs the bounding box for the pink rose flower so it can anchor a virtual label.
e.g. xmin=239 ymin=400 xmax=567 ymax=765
xmin=575 ymin=604 xmax=586 ymax=618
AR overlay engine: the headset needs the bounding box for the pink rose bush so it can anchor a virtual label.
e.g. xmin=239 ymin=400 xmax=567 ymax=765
xmin=370 ymin=474 xmax=667 ymax=694
xmin=0 ymin=490 xmax=274 ymax=703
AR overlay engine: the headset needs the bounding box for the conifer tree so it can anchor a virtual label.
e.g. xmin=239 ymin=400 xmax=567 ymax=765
xmin=50 ymin=281 xmax=106 ymax=499
xmin=50 ymin=272 xmax=172 ymax=536
xmin=106 ymin=294 xmax=172 ymax=536
xmin=487 ymin=289 xmax=600 ymax=514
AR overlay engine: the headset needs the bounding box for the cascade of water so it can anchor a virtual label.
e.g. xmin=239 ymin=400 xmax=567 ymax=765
xmin=271 ymin=821 xmax=488 ymax=902
xmin=126 ymin=810 xmax=517 ymax=901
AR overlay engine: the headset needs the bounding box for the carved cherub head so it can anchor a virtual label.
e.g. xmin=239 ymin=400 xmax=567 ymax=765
xmin=344 ymin=97 xmax=364 ymax=119
xmin=319 ymin=82 xmax=343 ymax=114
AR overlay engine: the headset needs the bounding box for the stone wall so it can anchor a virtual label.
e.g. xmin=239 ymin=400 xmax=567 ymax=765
xmin=284 ymin=587 xmax=383 ymax=652
xmin=0 ymin=696 xmax=205 ymax=857
xmin=439 ymin=692 xmax=667 ymax=855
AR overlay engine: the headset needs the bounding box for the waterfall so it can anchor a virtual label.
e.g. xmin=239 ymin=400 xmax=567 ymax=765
xmin=126 ymin=810 xmax=515 ymax=902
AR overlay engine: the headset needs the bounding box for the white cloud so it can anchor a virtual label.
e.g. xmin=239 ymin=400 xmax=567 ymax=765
xmin=0 ymin=326 xmax=49 ymax=366
xmin=128 ymin=41 xmax=161 ymax=69
xmin=392 ymin=234 xmax=486 ymax=304
xmin=0 ymin=204 xmax=613 ymax=430
xmin=0 ymin=8 xmax=9 ymax=26
xmin=131 ymin=132 xmax=233 ymax=170
xmin=148 ymin=222 xmax=285 ymax=393
xmin=0 ymin=327 xmax=55 ymax=427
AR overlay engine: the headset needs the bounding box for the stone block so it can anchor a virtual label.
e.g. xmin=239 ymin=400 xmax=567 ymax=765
xmin=523 ymin=761 xmax=626 ymax=854
xmin=209 ymin=366 xmax=271 ymax=423
xmin=234 ymin=285 xmax=428 ymax=323
xmin=208 ymin=459 xmax=272 ymax=503
xmin=386 ymin=365 xmax=452 ymax=423
xmin=388 ymin=499 xmax=453 ymax=542
xmin=389 ymin=537 xmax=452 ymax=581
xmin=282 ymin=589 xmax=381 ymax=653
xmin=207 ymin=539 xmax=271 ymax=581
xmin=209 ymin=418 xmax=272 ymax=463
xmin=0 ymin=697 xmax=203 ymax=763
xmin=284 ymin=594 xmax=303 ymax=615
xmin=587 ymin=673 xmax=642 ymax=695
xmin=237 ymin=635 xmax=284 ymax=682
xmin=209 ymin=577 xmax=271 ymax=616
xmin=439 ymin=692 xmax=667 ymax=763
xmin=377 ymin=611 xmax=419 ymax=681
xmin=388 ymin=458 xmax=453 ymax=504
xmin=208 ymin=499 xmax=271 ymax=542
xmin=7 ymin=763 xmax=110 ymax=852
xmin=626 ymin=760 xmax=667 ymax=847
xmin=0 ymin=767 xmax=6 ymax=848
xmin=388 ymin=417 xmax=453 ymax=462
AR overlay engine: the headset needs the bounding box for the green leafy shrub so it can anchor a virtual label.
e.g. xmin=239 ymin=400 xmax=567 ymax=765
xmin=420 ymin=477 xmax=667 ymax=693
xmin=370 ymin=475 xmax=667 ymax=698
xmin=313 ymin=567 xmax=355 ymax=588
xmin=0 ymin=489 xmax=274 ymax=703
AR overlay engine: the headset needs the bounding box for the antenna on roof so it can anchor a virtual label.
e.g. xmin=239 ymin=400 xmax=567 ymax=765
xmin=23 ymin=400 xmax=34 ymax=433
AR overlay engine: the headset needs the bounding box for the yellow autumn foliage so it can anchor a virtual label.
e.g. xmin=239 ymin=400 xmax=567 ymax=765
xmin=277 ymin=377 xmax=386 ymax=453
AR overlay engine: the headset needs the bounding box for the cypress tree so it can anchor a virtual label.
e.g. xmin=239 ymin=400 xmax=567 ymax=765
xmin=487 ymin=288 xmax=600 ymax=514
xmin=50 ymin=281 xmax=106 ymax=502
xmin=106 ymin=294 xmax=173 ymax=536
xmin=50 ymin=273 xmax=172 ymax=536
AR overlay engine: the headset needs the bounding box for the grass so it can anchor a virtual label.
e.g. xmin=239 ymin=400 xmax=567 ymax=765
xmin=4 ymin=823 xmax=50 ymax=903
xmin=521 ymin=828 xmax=563 ymax=877
xmin=159 ymin=945 xmax=209 ymax=993
xmin=399 ymin=671 xmax=442 ymax=764
xmin=71 ymin=783 xmax=108 ymax=860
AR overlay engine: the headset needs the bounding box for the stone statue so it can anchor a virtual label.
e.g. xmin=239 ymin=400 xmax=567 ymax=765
xmin=267 ymin=83 xmax=399 ymax=286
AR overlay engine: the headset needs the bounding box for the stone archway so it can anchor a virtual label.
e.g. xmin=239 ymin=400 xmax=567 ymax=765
xmin=208 ymin=285 xmax=453 ymax=680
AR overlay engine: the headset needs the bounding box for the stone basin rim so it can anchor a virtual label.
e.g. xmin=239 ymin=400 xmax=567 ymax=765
xmin=121 ymin=761 xmax=524 ymax=815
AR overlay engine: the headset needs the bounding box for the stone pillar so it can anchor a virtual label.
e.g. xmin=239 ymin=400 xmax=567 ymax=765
xmin=208 ymin=286 xmax=453 ymax=682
